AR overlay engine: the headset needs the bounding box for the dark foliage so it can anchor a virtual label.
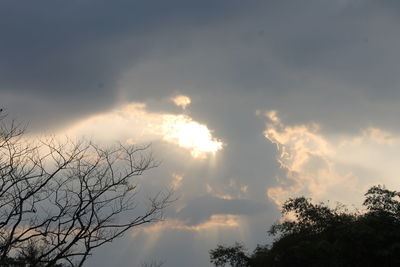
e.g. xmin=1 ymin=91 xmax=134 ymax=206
xmin=210 ymin=243 xmax=250 ymax=267
xmin=210 ymin=185 xmax=400 ymax=267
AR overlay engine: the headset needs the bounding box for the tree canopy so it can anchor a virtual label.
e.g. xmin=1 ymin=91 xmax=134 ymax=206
xmin=210 ymin=185 xmax=400 ymax=267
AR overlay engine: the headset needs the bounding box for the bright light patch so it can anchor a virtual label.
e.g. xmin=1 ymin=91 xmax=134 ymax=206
xmin=133 ymin=214 xmax=240 ymax=235
xmin=170 ymin=173 xmax=184 ymax=189
xmin=162 ymin=115 xmax=223 ymax=158
xmin=59 ymin=102 xmax=223 ymax=159
xmin=171 ymin=95 xmax=191 ymax=109
xmin=266 ymin=110 xmax=280 ymax=122
xmin=205 ymin=182 xmax=248 ymax=200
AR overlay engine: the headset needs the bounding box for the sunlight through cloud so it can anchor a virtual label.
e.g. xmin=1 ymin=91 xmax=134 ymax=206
xmin=264 ymin=111 xmax=358 ymax=207
xmin=162 ymin=114 xmax=223 ymax=158
xmin=60 ymin=101 xmax=223 ymax=159
xmin=263 ymin=110 xmax=400 ymax=208
xmin=133 ymin=214 xmax=240 ymax=235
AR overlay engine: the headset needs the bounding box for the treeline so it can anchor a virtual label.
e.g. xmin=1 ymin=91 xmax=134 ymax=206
xmin=210 ymin=185 xmax=400 ymax=267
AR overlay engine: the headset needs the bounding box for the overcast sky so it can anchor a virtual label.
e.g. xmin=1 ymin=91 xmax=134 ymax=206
xmin=2 ymin=1 xmax=400 ymax=266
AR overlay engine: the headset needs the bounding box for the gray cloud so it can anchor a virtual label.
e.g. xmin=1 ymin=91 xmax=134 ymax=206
xmin=176 ymin=195 xmax=269 ymax=226
xmin=0 ymin=0 xmax=252 ymax=129
xmin=119 ymin=0 xmax=400 ymax=134
xmin=4 ymin=1 xmax=400 ymax=133
xmin=3 ymin=1 xmax=400 ymax=266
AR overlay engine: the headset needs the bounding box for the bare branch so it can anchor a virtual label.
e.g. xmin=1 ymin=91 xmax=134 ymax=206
xmin=0 ymin=112 xmax=173 ymax=266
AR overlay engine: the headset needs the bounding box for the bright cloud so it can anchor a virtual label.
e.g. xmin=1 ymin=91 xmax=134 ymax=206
xmin=134 ymin=214 xmax=240 ymax=236
xmin=162 ymin=114 xmax=223 ymax=158
xmin=61 ymin=101 xmax=223 ymax=159
xmin=264 ymin=111 xmax=400 ymax=207
xmin=170 ymin=173 xmax=184 ymax=190
xmin=171 ymin=95 xmax=191 ymax=109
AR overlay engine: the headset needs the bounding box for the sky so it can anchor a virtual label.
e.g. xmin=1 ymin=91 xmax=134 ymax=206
xmin=2 ymin=0 xmax=400 ymax=266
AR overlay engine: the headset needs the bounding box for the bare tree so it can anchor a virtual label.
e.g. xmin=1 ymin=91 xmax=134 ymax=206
xmin=0 ymin=112 xmax=173 ymax=266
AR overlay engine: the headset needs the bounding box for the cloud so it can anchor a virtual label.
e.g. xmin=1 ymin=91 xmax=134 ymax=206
xmin=0 ymin=0 xmax=253 ymax=130
xmin=171 ymin=95 xmax=191 ymax=109
xmin=206 ymin=180 xmax=249 ymax=200
xmin=175 ymin=195 xmax=268 ymax=226
xmin=264 ymin=110 xmax=400 ymax=207
xmin=134 ymin=214 xmax=240 ymax=235
xmin=162 ymin=114 xmax=223 ymax=158
xmin=264 ymin=111 xmax=346 ymax=206
xmin=60 ymin=101 xmax=223 ymax=159
xmin=342 ymin=127 xmax=397 ymax=146
xmin=129 ymin=195 xmax=268 ymax=243
xmin=170 ymin=173 xmax=184 ymax=190
xmin=5 ymin=2 xmax=400 ymax=266
xmin=3 ymin=0 xmax=400 ymax=139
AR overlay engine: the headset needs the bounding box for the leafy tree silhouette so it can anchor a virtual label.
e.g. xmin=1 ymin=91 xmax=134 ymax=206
xmin=210 ymin=185 xmax=400 ymax=267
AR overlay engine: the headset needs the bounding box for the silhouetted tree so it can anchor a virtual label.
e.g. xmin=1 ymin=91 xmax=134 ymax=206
xmin=0 ymin=111 xmax=173 ymax=266
xmin=210 ymin=243 xmax=249 ymax=267
xmin=210 ymin=185 xmax=400 ymax=267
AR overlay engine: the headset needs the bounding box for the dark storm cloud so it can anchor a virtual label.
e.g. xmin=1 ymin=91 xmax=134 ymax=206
xmin=0 ymin=0 xmax=254 ymax=128
xmin=119 ymin=0 xmax=400 ymax=134
xmin=3 ymin=0 xmax=400 ymax=133
xmin=0 ymin=0 xmax=242 ymax=94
